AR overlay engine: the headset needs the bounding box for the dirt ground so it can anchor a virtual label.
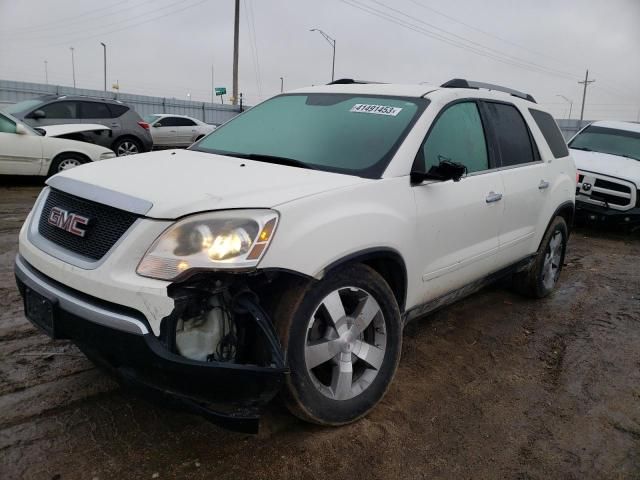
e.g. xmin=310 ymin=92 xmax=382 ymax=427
xmin=1 ymin=180 xmax=639 ymax=480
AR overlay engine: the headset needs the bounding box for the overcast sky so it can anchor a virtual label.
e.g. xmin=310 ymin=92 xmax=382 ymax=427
xmin=1 ymin=0 xmax=639 ymax=121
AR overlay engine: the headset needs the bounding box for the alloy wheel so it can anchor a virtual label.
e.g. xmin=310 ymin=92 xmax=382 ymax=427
xmin=305 ymin=287 xmax=387 ymax=401
xmin=542 ymin=231 xmax=563 ymax=290
xmin=116 ymin=141 xmax=139 ymax=156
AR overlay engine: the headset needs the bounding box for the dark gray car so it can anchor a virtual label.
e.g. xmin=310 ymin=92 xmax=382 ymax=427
xmin=4 ymin=96 xmax=153 ymax=156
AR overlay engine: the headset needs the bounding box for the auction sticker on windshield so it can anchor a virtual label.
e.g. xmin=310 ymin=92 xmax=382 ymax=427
xmin=350 ymin=104 xmax=403 ymax=116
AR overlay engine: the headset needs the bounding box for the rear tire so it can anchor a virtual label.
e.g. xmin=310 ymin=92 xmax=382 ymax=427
xmin=275 ymin=264 xmax=402 ymax=425
xmin=47 ymin=153 xmax=86 ymax=177
xmin=112 ymin=137 xmax=141 ymax=156
xmin=513 ymin=216 xmax=568 ymax=298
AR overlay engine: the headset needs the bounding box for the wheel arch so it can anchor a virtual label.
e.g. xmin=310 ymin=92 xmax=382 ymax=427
xmin=111 ymin=134 xmax=141 ymax=150
xmin=539 ymin=201 xmax=575 ymax=250
xmin=321 ymin=247 xmax=408 ymax=313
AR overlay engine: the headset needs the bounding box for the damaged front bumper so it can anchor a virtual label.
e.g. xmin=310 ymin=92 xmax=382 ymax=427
xmin=14 ymin=254 xmax=288 ymax=434
xmin=575 ymin=200 xmax=640 ymax=227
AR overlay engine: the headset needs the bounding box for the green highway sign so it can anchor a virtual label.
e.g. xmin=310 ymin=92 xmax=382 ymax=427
xmin=215 ymin=87 xmax=226 ymax=96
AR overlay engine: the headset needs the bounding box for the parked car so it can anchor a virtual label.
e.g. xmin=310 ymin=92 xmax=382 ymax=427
xmin=144 ymin=114 xmax=216 ymax=148
xmin=4 ymin=95 xmax=153 ymax=156
xmin=14 ymin=79 xmax=575 ymax=433
xmin=569 ymin=120 xmax=640 ymax=227
xmin=0 ymin=111 xmax=115 ymax=176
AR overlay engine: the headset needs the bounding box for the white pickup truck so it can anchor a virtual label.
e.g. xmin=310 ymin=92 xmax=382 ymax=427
xmin=15 ymin=78 xmax=576 ymax=432
xmin=570 ymin=120 xmax=640 ymax=228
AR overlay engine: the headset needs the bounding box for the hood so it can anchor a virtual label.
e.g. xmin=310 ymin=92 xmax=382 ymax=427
xmin=39 ymin=123 xmax=111 ymax=137
xmin=47 ymin=149 xmax=371 ymax=219
xmin=570 ymin=148 xmax=640 ymax=188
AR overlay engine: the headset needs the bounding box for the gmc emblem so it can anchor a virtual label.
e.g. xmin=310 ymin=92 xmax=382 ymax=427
xmin=47 ymin=207 xmax=90 ymax=238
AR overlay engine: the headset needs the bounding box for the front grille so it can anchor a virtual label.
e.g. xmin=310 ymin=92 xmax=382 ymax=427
xmin=576 ymin=171 xmax=637 ymax=211
xmin=38 ymin=189 xmax=139 ymax=261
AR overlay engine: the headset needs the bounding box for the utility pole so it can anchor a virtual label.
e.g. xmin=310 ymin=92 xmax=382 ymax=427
xmin=578 ymin=69 xmax=595 ymax=122
xmin=70 ymin=47 xmax=76 ymax=88
xmin=44 ymin=60 xmax=48 ymax=85
xmin=232 ymin=0 xmax=240 ymax=105
xmin=100 ymin=42 xmax=107 ymax=91
xmin=310 ymin=28 xmax=336 ymax=82
xmin=280 ymin=76 xmax=284 ymax=93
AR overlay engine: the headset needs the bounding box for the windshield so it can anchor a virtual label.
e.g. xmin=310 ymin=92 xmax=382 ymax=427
xmin=144 ymin=114 xmax=161 ymax=123
xmin=191 ymin=93 xmax=428 ymax=177
xmin=569 ymin=125 xmax=640 ymax=161
xmin=2 ymin=98 xmax=45 ymax=115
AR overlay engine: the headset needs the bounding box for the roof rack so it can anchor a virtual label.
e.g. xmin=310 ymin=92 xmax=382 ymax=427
xmin=440 ymin=78 xmax=536 ymax=103
xmin=327 ymin=78 xmax=384 ymax=85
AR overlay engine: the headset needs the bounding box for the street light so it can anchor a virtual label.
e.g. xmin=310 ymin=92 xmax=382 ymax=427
xmin=310 ymin=28 xmax=336 ymax=82
xmin=44 ymin=60 xmax=48 ymax=85
xmin=556 ymin=94 xmax=573 ymax=120
xmin=100 ymin=42 xmax=107 ymax=91
xmin=69 ymin=47 xmax=76 ymax=88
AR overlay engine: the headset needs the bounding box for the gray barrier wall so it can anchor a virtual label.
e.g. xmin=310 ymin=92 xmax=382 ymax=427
xmin=0 ymin=79 xmax=243 ymax=125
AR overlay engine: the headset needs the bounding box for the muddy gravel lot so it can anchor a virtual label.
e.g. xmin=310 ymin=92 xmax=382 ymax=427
xmin=1 ymin=180 xmax=639 ymax=480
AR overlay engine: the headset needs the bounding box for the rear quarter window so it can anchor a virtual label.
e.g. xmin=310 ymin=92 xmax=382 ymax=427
xmin=108 ymin=104 xmax=130 ymax=118
xmin=529 ymin=109 xmax=569 ymax=158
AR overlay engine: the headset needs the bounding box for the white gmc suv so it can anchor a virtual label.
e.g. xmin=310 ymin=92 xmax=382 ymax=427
xmin=15 ymin=79 xmax=576 ymax=432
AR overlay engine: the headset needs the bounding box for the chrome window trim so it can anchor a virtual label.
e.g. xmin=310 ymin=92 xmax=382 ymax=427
xmin=15 ymin=254 xmax=149 ymax=335
xmin=27 ymin=187 xmax=142 ymax=270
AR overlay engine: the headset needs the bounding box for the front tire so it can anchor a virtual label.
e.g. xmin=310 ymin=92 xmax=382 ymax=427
xmin=513 ymin=216 xmax=568 ymax=298
xmin=275 ymin=264 xmax=402 ymax=425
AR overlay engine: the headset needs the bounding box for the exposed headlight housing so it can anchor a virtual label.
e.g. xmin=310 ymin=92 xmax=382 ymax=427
xmin=137 ymin=209 xmax=279 ymax=281
xmin=100 ymin=151 xmax=117 ymax=160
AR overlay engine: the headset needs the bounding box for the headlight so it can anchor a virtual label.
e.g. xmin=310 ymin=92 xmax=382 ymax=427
xmin=100 ymin=151 xmax=116 ymax=160
xmin=137 ymin=209 xmax=279 ymax=280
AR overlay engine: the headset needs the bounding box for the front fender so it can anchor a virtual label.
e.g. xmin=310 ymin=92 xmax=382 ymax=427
xmin=260 ymin=177 xmax=417 ymax=281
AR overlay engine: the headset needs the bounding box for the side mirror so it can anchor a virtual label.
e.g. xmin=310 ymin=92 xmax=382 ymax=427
xmin=31 ymin=109 xmax=46 ymax=119
xmin=153 ymin=122 xmax=161 ymax=127
xmin=411 ymin=160 xmax=467 ymax=184
xmin=15 ymin=124 xmax=28 ymax=135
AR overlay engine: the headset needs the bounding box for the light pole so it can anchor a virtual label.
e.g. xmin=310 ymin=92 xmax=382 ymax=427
xmin=100 ymin=42 xmax=107 ymax=91
xmin=310 ymin=28 xmax=336 ymax=82
xmin=70 ymin=47 xmax=76 ymax=88
xmin=280 ymin=76 xmax=284 ymax=93
xmin=44 ymin=60 xmax=48 ymax=85
xmin=556 ymin=94 xmax=573 ymax=120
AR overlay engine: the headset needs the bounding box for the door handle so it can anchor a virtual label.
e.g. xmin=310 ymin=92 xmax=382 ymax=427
xmin=538 ymin=180 xmax=550 ymax=190
xmin=485 ymin=191 xmax=503 ymax=203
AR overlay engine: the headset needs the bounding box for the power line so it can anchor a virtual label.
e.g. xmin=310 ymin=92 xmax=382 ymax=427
xmin=368 ymin=0 xmax=578 ymax=81
xmin=1 ymin=0 xmax=131 ymax=34
xmin=244 ymin=0 xmax=263 ymax=100
xmin=340 ymin=0 xmax=577 ymax=82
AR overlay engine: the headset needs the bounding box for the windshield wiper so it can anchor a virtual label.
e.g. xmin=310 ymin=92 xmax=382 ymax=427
xmin=570 ymin=146 xmax=593 ymax=152
xmin=619 ymin=153 xmax=640 ymax=161
xmin=229 ymin=153 xmax=316 ymax=170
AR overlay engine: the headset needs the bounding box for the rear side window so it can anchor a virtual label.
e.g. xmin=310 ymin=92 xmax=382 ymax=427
xmin=529 ymin=109 xmax=569 ymax=158
xmin=80 ymin=101 xmax=111 ymax=119
xmin=158 ymin=117 xmax=179 ymax=127
xmin=485 ymin=102 xmax=536 ymax=167
xmin=39 ymin=101 xmax=78 ymax=119
xmin=107 ymin=104 xmax=129 ymax=118
xmin=418 ymin=101 xmax=489 ymax=173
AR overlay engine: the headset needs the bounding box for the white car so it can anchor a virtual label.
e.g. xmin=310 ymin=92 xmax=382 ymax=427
xmin=569 ymin=120 xmax=640 ymax=227
xmin=15 ymin=79 xmax=575 ymax=433
xmin=0 ymin=112 xmax=116 ymax=176
xmin=145 ymin=114 xmax=215 ymax=148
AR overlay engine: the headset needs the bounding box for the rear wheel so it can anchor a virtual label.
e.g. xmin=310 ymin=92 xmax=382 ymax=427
xmin=275 ymin=264 xmax=402 ymax=425
xmin=47 ymin=153 xmax=85 ymax=176
xmin=513 ymin=216 xmax=568 ymax=298
xmin=113 ymin=137 xmax=141 ymax=156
